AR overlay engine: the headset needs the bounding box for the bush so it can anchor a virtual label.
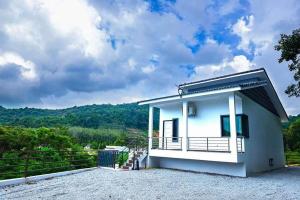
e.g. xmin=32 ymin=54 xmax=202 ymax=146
xmin=0 ymin=126 xmax=96 ymax=180
xmin=284 ymin=119 xmax=300 ymax=151
xmin=117 ymin=152 xmax=128 ymax=166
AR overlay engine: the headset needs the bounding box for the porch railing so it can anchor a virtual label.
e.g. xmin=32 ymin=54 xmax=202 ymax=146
xmin=237 ymin=136 xmax=245 ymax=153
xmin=151 ymin=137 xmax=182 ymax=150
xmin=187 ymin=137 xmax=230 ymax=152
xmin=150 ymin=136 xmax=245 ymax=153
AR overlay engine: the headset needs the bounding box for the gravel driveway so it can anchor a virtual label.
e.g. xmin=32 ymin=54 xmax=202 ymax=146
xmin=1 ymin=167 xmax=300 ymax=200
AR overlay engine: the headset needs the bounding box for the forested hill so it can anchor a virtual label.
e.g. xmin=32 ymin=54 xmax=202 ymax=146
xmin=0 ymin=103 xmax=159 ymax=130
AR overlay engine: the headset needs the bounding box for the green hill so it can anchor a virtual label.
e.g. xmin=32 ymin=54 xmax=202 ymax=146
xmin=0 ymin=103 xmax=159 ymax=130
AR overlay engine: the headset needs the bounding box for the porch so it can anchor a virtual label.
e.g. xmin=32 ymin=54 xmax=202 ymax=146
xmin=150 ymin=136 xmax=245 ymax=153
xmin=146 ymin=92 xmax=247 ymax=163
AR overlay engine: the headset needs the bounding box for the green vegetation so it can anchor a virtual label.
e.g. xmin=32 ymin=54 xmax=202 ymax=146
xmin=117 ymin=152 xmax=129 ymax=166
xmin=0 ymin=126 xmax=96 ymax=180
xmin=284 ymin=115 xmax=300 ymax=165
xmin=68 ymin=126 xmax=127 ymax=150
xmin=275 ymin=28 xmax=300 ymax=97
xmin=285 ymin=151 xmax=300 ymax=165
xmin=0 ymin=123 xmax=147 ymax=179
xmin=284 ymin=116 xmax=300 ymax=152
xmin=0 ymin=103 xmax=159 ymax=130
xmin=0 ymin=102 xmax=299 ymax=176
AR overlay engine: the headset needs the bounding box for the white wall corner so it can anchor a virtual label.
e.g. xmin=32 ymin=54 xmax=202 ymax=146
xmin=182 ymin=101 xmax=188 ymax=152
xmin=229 ymin=92 xmax=238 ymax=157
xmin=148 ymin=106 xmax=154 ymax=151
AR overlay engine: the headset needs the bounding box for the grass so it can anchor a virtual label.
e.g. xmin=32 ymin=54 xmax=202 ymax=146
xmin=286 ymin=151 xmax=300 ymax=166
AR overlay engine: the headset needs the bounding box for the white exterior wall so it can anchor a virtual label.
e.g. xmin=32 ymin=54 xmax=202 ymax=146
xmin=242 ymin=94 xmax=285 ymax=175
xmin=159 ymin=94 xmax=243 ymax=138
xmin=150 ymin=92 xmax=284 ymax=177
xmin=149 ymin=157 xmax=247 ymax=177
xmin=152 ymin=94 xmax=244 ymax=165
xmin=159 ymin=103 xmax=182 ymax=138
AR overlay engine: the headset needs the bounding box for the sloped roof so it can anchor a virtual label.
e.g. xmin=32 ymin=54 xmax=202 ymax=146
xmin=138 ymin=68 xmax=288 ymax=121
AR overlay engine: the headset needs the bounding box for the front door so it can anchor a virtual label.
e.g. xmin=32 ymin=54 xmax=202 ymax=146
xmin=163 ymin=120 xmax=173 ymax=149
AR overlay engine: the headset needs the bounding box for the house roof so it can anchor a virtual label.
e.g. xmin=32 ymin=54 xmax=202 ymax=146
xmin=138 ymin=68 xmax=288 ymax=122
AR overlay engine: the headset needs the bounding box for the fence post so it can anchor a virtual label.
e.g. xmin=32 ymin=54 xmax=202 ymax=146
xmin=113 ymin=151 xmax=116 ymax=169
xmin=206 ymin=138 xmax=209 ymax=151
xmin=42 ymin=152 xmax=45 ymax=173
xmin=187 ymin=138 xmax=189 ymax=151
xmin=166 ymin=138 xmax=168 ymax=150
xmin=122 ymin=151 xmax=124 ymax=166
xmin=24 ymin=151 xmax=30 ymax=178
xmin=228 ymin=138 xmax=230 ymax=152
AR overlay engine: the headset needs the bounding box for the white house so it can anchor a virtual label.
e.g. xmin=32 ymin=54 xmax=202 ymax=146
xmin=138 ymin=68 xmax=288 ymax=177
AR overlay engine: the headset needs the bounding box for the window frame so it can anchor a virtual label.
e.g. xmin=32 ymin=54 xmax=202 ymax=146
xmin=172 ymin=118 xmax=179 ymax=142
xmin=220 ymin=114 xmax=249 ymax=138
xmin=162 ymin=119 xmax=179 ymax=143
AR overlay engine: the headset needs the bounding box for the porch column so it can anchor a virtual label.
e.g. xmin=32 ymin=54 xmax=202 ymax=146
xmin=182 ymin=101 xmax=188 ymax=152
xmin=148 ymin=105 xmax=154 ymax=151
xmin=229 ymin=92 xmax=238 ymax=155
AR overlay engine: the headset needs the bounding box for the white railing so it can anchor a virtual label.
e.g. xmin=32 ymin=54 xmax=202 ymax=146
xmin=150 ymin=136 xmax=245 ymax=153
xmin=151 ymin=137 xmax=182 ymax=150
xmin=187 ymin=137 xmax=230 ymax=152
xmin=237 ymin=137 xmax=245 ymax=153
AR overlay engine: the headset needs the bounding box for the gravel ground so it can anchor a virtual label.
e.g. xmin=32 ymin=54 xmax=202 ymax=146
xmin=1 ymin=167 xmax=300 ymax=200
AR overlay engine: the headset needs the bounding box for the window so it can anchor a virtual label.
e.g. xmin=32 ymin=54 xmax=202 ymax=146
xmin=172 ymin=118 xmax=179 ymax=142
xmin=221 ymin=116 xmax=231 ymax=137
xmin=221 ymin=114 xmax=249 ymax=138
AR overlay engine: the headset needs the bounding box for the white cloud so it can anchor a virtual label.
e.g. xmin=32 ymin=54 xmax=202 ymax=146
xmin=232 ymin=15 xmax=254 ymax=52
xmin=193 ymin=55 xmax=255 ymax=79
xmin=246 ymin=0 xmax=300 ymax=115
xmin=142 ymin=64 xmax=156 ymax=74
xmin=229 ymin=55 xmax=254 ymax=72
xmin=33 ymin=0 xmax=107 ymax=59
xmin=0 ymin=52 xmax=37 ymax=80
xmin=127 ymin=58 xmax=137 ymax=71
xmin=0 ymin=0 xmax=299 ymax=115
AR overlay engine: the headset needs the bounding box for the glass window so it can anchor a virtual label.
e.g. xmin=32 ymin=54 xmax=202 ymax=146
xmin=221 ymin=115 xmax=249 ymax=137
xmin=221 ymin=116 xmax=231 ymax=137
xmin=236 ymin=116 xmax=242 ymax=136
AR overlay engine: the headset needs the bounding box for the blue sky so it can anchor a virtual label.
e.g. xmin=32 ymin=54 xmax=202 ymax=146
xmin=0 ymin=0 xmax=299 ymax=115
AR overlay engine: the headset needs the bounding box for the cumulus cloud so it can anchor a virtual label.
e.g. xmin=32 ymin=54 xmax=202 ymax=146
xmin=246 ymin=0 xmax=300 ymax=114
xmin=0 ymin=0 xmax=239 ymax=107
xmin=232 ymin=15 xmax=254 ymax=52
xmin=193 ymin=55 xmax=255 ymax=79
xmin=0 ymin=0 xmax=299 ymax=114
xmin=0 ymin=52 xmax=37 ymax=80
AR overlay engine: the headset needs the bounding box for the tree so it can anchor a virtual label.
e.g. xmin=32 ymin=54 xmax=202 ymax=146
xmin=275 ymin=28 xmax=300 ymax=97
xmin=284 ymin=119 xmax=300 ymax=151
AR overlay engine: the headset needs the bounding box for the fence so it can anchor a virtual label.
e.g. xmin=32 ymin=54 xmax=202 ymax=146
xmin=0 ymin=150 xmax=97 ymax=180
xmin=286 ymin=152 xmax=300 ymax=165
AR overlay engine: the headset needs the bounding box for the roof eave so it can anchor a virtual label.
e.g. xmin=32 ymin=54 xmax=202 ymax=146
xmin=179 ymin=68 xmax=266 ymax=88
xmin=138 ymin=86 xmax=241 ymax=106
